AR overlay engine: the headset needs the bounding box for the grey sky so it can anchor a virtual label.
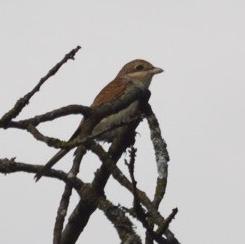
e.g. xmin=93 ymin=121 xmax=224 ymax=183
xmin=0 ymin=1 xmax=244 ymax=243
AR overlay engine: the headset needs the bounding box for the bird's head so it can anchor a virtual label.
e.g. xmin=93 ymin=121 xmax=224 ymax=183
xmin=117 ymin=59 xmax=163 ymax=87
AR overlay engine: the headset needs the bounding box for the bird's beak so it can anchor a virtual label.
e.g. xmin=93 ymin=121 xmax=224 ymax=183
xmin=151 ymin=67 xmax=164 ymax=74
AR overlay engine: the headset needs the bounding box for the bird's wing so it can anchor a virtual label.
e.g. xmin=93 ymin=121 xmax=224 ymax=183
xmin=67 ymin=77 xmax=126 ymax=141
xmin=91 ymin=77 xmax=128 ymax=108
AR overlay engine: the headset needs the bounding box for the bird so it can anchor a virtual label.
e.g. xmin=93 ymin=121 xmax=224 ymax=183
xmin=34 ymin=59 xmax=163 ymax=181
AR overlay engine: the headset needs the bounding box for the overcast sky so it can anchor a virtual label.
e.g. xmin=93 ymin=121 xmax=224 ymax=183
xmin=0 ymin=1 xmax=245 ymax=243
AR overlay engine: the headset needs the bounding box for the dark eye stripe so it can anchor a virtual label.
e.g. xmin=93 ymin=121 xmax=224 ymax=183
xmin=136 ymin=64 xmax=144 ymax=71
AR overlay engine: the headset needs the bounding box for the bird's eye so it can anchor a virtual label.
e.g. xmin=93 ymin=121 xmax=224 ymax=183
xmin=135 ymin=64 xmax=144 ymax=71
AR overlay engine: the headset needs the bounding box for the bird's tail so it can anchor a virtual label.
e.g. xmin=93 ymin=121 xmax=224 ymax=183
xmin=34 ymin=148 xmax=70 ymax=182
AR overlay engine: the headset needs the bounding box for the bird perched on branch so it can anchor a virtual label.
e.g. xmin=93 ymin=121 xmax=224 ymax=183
xmin=34 ymin=59 xmax=163 ymax=181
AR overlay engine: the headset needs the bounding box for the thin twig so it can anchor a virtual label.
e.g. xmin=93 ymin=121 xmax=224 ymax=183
xmin=125 ymin=147 xmax=168 ymax=244
xmin=89 ymin=142 xmax=179 ymax=244
xmin=53 ymin=146 xmax=86 ymax=244
xmin=156 ymin=208 xmax=178 ymax=236
xmin=26 ymin=124 xmax=67 ymax=148
xmin=0 ymin=46 xmax=81 ymax=128
xmin=6 ymin=104 xmax=91 ymax=129
xmin=0 ymin=158 xmax=83 ymax=192
xmin=89 ymin=141 xmax=180 ymax=244
xmin=113 ymin=164 xmax=179 ymax=243
xmin=146 ymin=176 xmax=167 ymax=244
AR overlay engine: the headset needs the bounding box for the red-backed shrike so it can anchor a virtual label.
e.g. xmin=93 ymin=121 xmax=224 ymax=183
xmin=35 ymin=59 xmax=163 ymax=181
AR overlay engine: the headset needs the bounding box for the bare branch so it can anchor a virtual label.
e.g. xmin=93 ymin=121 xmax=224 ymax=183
xmin=98 ymin=197 xmax=141 ymax=244
xmin=7 ymin=104 xmax=91 ymax=129
xmin=113 ymin=165 xmax=179 ymax=244
xmin=91 ymin=125 xmax=138 ymax=193
xmin=144 ymin=104 xmax=169 ymax=180
xmin=0 ymin=158 xmax=83 ymax=192
xmin=60 ymin=127 xmax=137 ymax=244
xmin=156 ymin=208 xmax=178 ymax=236
xmin=26 ymin=124 xmax=67 ymax=148
xmin=0 ymin=46 xmax=81 ymax=128
xmin=153 ymin=177 xmax=168 ymax=209
xmin=146 ymin=176 xmax=168 ymax=244
xmin=53 ymin=146 xmax=86 ymax=244
xmin=126 ymin=147 xmax=168 ymax=244
xmin=60 ymin=185 xmax=99 ymax=244
xmin=142 ymin=104 xmax=172 ymax=243
xmin=89 ymin=142 xmax=179 ymax=243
